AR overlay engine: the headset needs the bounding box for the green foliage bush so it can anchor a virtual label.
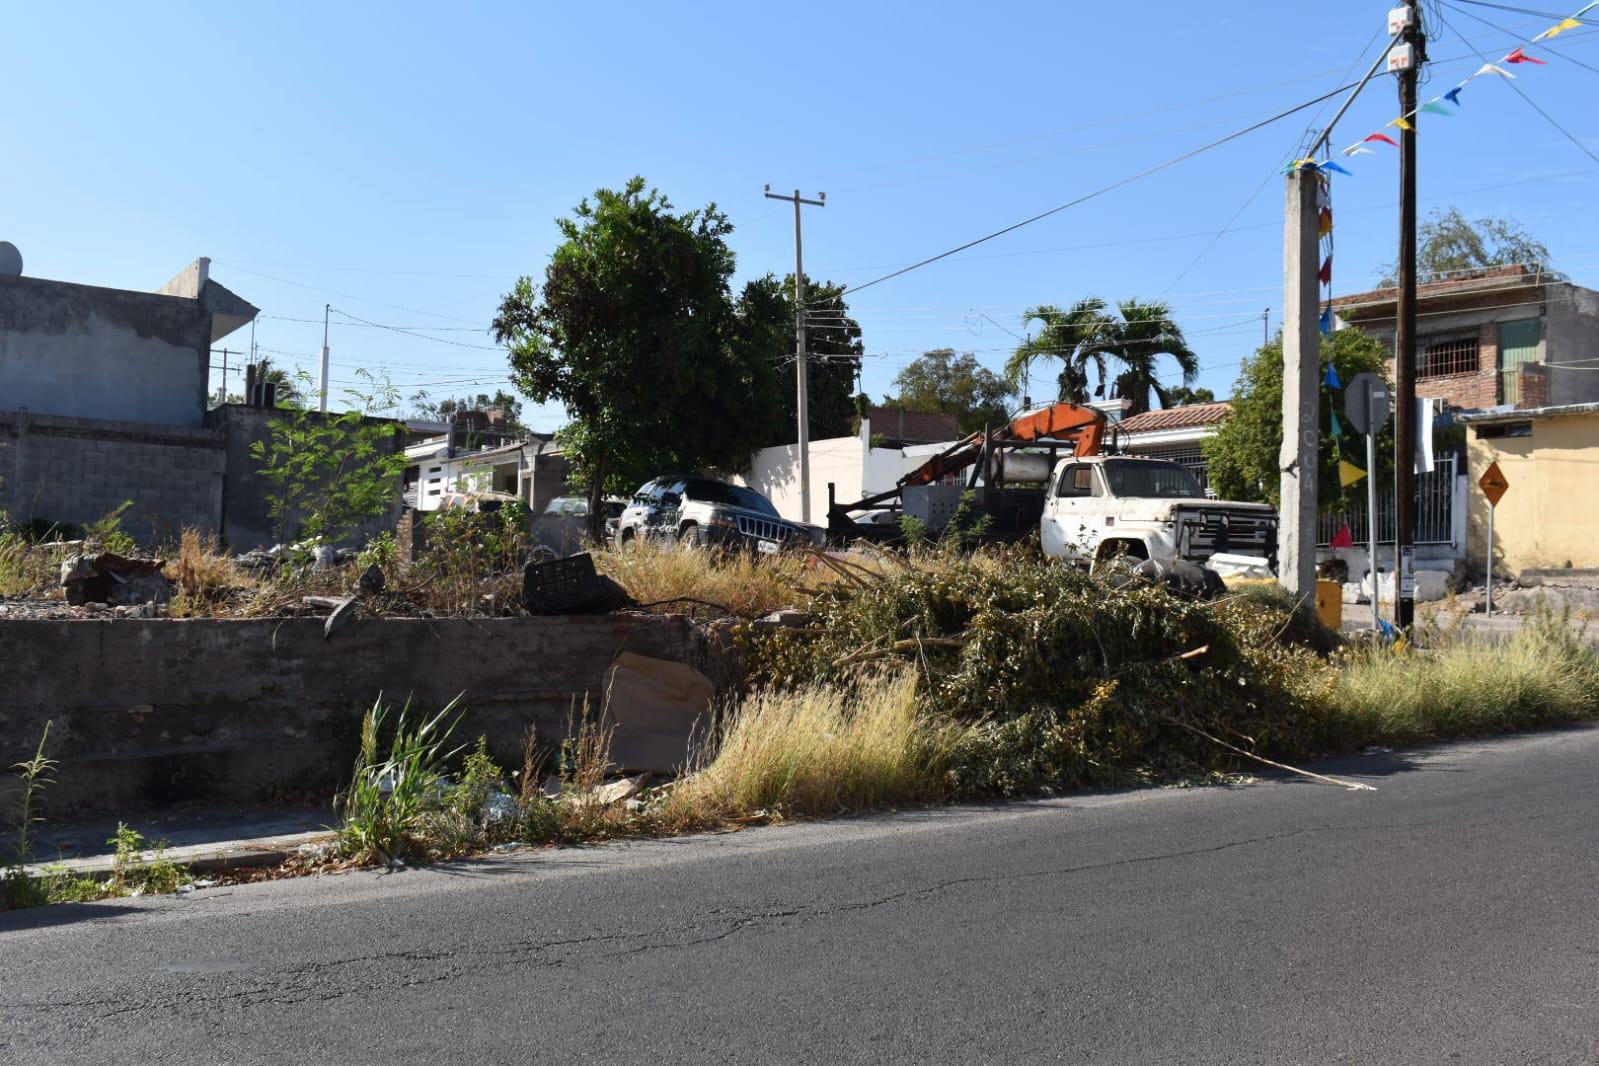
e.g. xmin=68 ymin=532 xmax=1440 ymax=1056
xmin=755 ymin=551 xmax=1339 ymax=795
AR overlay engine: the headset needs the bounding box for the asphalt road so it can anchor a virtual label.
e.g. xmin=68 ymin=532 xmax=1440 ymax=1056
xmin=5 ymin=728 xmax=1598 ymax=1065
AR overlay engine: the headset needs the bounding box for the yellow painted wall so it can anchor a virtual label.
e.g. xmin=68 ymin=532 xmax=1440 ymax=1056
xmin=1467 ymin=411 xmax=1599 ymax=574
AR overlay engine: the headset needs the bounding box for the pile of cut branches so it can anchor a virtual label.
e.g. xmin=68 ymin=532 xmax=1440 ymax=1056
xmin=750 ymin=549 xmax=1343 ymax=796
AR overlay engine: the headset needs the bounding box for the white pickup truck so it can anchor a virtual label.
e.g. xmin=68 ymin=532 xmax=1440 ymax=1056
xmin=1040 ymin=456 xmax=1277 ymax=573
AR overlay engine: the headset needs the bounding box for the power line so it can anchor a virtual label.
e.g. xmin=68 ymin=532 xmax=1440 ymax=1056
xmin=1439 ymin=0 xmax=1599 ymax=74
xmin=1451 ymin=0 xmax=1599 ymax=21
xmin=329 ymin=307 xmax=503 ymax=350
xmin=214 ymin=261 xmax=486 ymax=324
xmin=1432 ymin=6 xmax=1599 ymax=164
xmin=831 ymin=79 xmax=1369 ymax=301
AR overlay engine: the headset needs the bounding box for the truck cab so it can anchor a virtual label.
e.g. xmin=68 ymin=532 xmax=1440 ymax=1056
xmin=1041 ymin=456 xmax=1277 ymax=571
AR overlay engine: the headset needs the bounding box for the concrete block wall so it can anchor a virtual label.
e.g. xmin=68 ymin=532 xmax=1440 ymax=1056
xmin=0 ymin=615 xmax=734 ymax=820
xmin=0 ymin=411 xmax=225 ymax=541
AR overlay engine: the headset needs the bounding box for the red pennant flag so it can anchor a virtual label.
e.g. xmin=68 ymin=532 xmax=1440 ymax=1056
xmin=1504 ymin=47 xmax=1547 ymax=64
xmin=1318 ymin=257 xmax=1332 ymax=285
xmin=1330 ymin=524 xmax=1355 ymax=549
xmin=1364 ymin=133 xmax=1400 ymax=147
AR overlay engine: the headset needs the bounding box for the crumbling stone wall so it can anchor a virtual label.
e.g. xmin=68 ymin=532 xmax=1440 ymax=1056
xmin=0 ymin=614 xmax=729 ymax=820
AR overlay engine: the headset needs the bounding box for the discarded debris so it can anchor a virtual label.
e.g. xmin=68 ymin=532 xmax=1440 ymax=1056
xmin=523 ymin=552 xmax=634 ymax=615
xmin=59 ymin=551 xmax=173 ymax=607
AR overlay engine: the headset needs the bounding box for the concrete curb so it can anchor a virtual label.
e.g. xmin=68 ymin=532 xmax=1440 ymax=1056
xmin=24 ymin=830 xmax=334 ymax=880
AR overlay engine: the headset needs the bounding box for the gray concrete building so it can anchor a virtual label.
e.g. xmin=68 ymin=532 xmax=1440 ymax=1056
xmin=0 ymin=256 xmax=255 ymax=541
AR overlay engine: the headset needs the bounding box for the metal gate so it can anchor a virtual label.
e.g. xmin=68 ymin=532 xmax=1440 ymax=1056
xmin=1317 ymin=454 xmax=1456 ymax=546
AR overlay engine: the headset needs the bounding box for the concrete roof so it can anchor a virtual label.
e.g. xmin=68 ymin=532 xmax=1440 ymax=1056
xmin=1458 ymin=401 xmax=1599 ymax=424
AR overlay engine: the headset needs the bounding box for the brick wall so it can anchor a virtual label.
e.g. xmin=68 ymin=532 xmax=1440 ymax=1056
xmin=1384 ymin=321 xmax=1502 ymax=409
xmin=0 ymin=411 xmax=225 ymax=541
xmin=1517 ymin=362 xmax=1549 ymax=409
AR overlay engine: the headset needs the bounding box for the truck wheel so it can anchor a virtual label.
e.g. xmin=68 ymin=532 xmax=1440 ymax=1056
xmin=679 ymin=524 xmax=705 ymax=550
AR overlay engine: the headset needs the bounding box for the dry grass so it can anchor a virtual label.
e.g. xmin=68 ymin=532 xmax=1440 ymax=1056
xmin=594 ymin=539 xmax=886 ymax=618
xmin=0 ymin=528 xmax=67 ymax=599
xmin=662 ymin=672 xmax=971 ymax=820
xmin=167 ymin=529 xmax=253 ymax=614
xmin=1327 ymin=610 xmax=1599 ymax=745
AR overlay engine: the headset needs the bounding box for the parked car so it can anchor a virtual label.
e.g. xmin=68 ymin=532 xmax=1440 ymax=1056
xmin=614 ymin=476 xmax=819 ymax=553
xmin=530 ymin=495 xmax=625 ymax=557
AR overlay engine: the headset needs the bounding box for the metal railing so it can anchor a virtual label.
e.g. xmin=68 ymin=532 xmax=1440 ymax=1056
xmin=1317 ymin=454 xmax=1457 ymax=547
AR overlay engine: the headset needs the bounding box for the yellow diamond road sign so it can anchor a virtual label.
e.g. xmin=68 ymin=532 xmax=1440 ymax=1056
xmin=1479 ymin=461 xmax=1510 ymax=507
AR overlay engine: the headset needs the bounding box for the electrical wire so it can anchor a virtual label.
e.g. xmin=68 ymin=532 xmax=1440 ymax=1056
xmin=1439 ymin=0 xmax=1599 ymax=74
xmin=1451 ymin=0 xmax=1599 ymax=22
xmin=829 ymin=80 xmax=1369 ymax=301
xmin=1432 ymin=6 xmax=1599 ymax=164
xmin=329 ymin=307 xmax=503 ymax=350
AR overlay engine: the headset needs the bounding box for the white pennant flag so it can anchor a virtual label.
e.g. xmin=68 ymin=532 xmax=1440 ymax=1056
xmin=1473 ymin=62 xmax=1516 ymax=79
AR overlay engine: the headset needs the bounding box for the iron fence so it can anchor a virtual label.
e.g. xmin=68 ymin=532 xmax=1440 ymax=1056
xmin=1317 ymin=454 xmax=1457 ymax=547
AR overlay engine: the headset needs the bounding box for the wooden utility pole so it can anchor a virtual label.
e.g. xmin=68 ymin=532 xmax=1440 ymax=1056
xmin=1279 ymin=169 xmax=1321 ymax=603
xmin=1394 ymin=0 xmax=1426 ymax=628
xmin=763 ymin=185 xmax=826 ymax=522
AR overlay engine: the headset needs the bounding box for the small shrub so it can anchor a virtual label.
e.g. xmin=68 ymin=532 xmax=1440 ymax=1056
xmin=109 ymin=824 xmax=187 ymax=896
xmin=336 ymin=695 xmax=466 ymax=864
xmin=84 ymin=501 xmax=137 ymax=555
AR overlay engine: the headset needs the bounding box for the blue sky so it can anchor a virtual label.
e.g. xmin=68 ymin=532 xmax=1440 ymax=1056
xmin=7 ymin=1 xmax=1597 ymax=432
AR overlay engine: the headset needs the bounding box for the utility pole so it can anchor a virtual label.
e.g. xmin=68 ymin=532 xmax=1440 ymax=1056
xmin=1263 ymin=308 xmax=1271 ymax=348
xmin=1394 ymin=0 xmax=1426 ymax=629
xmin=763 ymin=185 xmax=826 ymax=522
xmin=319 ymin=303 xmax=331 ymax=415
xmin=217 ymin=348 xmax=230 ymax=408
xmin=1279 ymin=170 xmax=1321 ymax=603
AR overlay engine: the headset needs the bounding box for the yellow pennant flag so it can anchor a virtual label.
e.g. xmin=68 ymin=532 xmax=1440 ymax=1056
xmin=1388 ymin=117 xmax=1414 ymax=132
xmin=1340 ymin=459 xmax=1368 ymax=487
xmin=1537 ymin=17 xmax=1582 ymax=40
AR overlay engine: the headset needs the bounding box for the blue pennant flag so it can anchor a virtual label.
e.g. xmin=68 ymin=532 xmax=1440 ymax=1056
xmin=1319 ymin=160 xmax=1353 ymax=176
xmin=1319 ymin=307 xmax=1334 ymax=336
xmin=1444 ymin=87 xmax=1463 ymax=106
xmin=1331 ymin=410 xmax=1344 ymax=436
xmin=1324 ymin=363 xmax=1344 ymax=390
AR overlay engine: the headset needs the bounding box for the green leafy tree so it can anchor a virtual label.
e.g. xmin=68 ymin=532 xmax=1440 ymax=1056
xmin=1004 ymin=297 xmax=1197 ymax=414
xmin=1166 ymin=385 xmax=1216 ymax=406
xmin=408 ymin=389 xmax=527 ymax=434
xmin=1203 ymin=328 xmax=1392 ymax=511
xmin=884 ymin=349 xmax=1015 ymax=434
xmin=250 ymin=370 xmax=409 ymax=546
xmin=492 ymin=178 xmax=778 ymax=535
xmin=737 ymin=273 xmax=863 ymax=445
xmin=1382 ymin=208 xmax=1557 ymax=284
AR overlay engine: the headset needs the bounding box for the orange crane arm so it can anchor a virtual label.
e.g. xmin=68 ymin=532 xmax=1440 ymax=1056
xmin=900 ymin=402 xmax=1106 ymax=487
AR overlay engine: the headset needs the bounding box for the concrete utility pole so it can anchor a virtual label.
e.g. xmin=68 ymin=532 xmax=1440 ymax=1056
xmin=1279 ymin=169 xmax=1322 ymax=603
xmin=763 ymin=186 xmax=826 ymax=522
xmin=1263 ymin=308 xmax=1271 ymax=348
xmin=319 ymin=303 xmax=331 ymax=415
xmin=1394 ymin=0 xmax=1426 ymax=628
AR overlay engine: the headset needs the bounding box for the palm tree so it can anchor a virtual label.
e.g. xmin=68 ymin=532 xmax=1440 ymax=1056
xmin=1003 ymin=297 xmax=1117 ymax=406
xmin=1106 ymin=299 xmax=1198 ymax=415
xmin=1004 ymin=297 xmax=1197 ymax=415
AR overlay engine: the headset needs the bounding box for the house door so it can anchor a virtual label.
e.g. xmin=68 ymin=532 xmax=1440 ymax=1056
xmin=1499 ymin=318 xmax=1542 ymax=405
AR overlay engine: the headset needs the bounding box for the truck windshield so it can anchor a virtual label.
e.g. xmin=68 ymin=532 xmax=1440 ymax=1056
xmin=684 ymin=478 xmax=779 ymax=517
xmin=1103 ymin=460 xmax=1203 ymax=499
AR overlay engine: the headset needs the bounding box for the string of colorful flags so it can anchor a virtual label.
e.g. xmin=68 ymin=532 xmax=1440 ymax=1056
xmin=1282 ymin=3 xmax=1597 ymax=357
xmin=1291 ymin=2 xmax=1595 ymax=181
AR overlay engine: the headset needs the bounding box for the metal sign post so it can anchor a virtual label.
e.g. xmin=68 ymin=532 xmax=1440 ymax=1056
xmin=1346 ymin=372 xmax=1393 ymax=629
xmin=1478 ymin=461 xmax=1510 ymax=616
